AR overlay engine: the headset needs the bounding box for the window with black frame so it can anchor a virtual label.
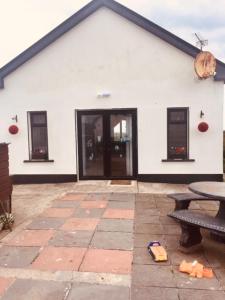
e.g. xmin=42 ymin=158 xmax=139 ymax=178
xmin=28 ymin=111 xmax=49 ymax=160
xmin=167 ymin=108 xmax=188 ymax=160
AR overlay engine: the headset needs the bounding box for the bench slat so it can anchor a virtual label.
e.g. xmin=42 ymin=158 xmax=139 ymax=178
xmin=169 ymin=210 xmax=225 ymax=233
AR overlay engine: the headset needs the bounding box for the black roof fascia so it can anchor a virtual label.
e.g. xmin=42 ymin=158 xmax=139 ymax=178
xmin=0 ymin=0 xmax=225 ymax=88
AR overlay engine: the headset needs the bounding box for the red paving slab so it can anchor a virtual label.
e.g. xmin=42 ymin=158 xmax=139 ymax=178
xmin=0 ymin=277 xmax=15 ymax=296
xmin=103 ymin=209 xmax=134 ymax=220
xmin=80 ymin=249 xmax=133 ymax=274
xmin=80 ymin=201 xmax=108 ymax=209
xmin=60 ymin=194 xmax=86 ymax=201
xmin=31 ymin=246 xmax=87 ymax=271
xmin=41 ymin=208 xmax=75 ymax=218
xmin=61 ymin=218 xmax=99 ymax=231
xmin=6 ymin=230 xmax=55 ymax=247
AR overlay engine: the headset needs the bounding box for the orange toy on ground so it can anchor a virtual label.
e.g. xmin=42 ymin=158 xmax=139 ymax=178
xmin=179 ymin=260 xmax=213 ymax=279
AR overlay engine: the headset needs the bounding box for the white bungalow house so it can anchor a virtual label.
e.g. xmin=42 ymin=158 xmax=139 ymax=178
xmin=0 ymin=0 xmax=225 ymax=184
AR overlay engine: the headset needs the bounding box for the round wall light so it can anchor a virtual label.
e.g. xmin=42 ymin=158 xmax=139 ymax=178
xmin=9 ymin=125 xmax=19 ymax=135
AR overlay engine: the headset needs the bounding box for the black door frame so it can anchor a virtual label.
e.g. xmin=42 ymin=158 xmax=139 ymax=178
xmin=76 ymin=108 xmax=138 ymax=180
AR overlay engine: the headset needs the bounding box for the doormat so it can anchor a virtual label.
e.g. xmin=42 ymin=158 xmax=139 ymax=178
xmin=110 ymin=180 xmax=131 ymax=185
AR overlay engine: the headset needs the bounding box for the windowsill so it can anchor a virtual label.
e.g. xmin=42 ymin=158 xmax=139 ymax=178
xmin=161 ymin=159 xmax=195 ymax=162
xmin=23 ymin=159 xmax=54 ymax=163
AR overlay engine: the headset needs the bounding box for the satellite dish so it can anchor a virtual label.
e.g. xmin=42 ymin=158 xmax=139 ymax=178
xmin=194 ymin=51 xmax=216 ymax=79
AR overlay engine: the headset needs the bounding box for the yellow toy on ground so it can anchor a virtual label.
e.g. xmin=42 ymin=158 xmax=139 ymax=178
xmin=179 ymin=260 xmax=213 ymax=278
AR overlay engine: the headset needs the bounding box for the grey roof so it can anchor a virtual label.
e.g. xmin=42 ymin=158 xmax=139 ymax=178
xmin=0 ymin=0 xmax=225 ymax=88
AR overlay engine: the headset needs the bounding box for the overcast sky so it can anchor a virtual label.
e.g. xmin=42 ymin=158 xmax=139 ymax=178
xmin=0 ymin=0 xmax=225 ymax=68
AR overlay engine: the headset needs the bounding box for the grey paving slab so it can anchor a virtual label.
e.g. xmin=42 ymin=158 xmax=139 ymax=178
xmin=178 ymin=289 xmax=225 ymax=300
xmin=135 ymin=201 xmax=156 ymax=210
xmin=85 ymin=193 xmax=110 ymax=201
xmin=1 ymin=279 xmax=69 ymax=300
xmin=168 ymin=250 xmax=209 ymax=267
xmin=135 ymin=194 xmax=155 ymax=202
xmin=91 ymin=231 xmax=133 ymax=250
xmin=51 ymin=200 xmax=80 ymax=208
xmin=108 ymin=201 xmax=135 ymax=209
xmin=49 ymin=230 xmax=93 ymax=247
xmin=135 ymin=209 xmax=160 ymax=220
xmin=109 ymin=193 xmax=136 ymax=202
xmin=164 ymin=235 xmax=180 ymax=250
xmin=26 ymin=217 xmax=65 ymax=230
xmin=214 ymin=268 xmax=225 ymax=290
xmin=97 ymin=219 xmax=133 ymax=233
xmin=132 ymin=265 xmax=176 ymax=288
xmin=134 ymin=223 xmax=164 ymax=234
xmin=134 ymin=234 xmax=165 ymax=248
xmin=162 ymin=224 xmax=181 ymax=235
xmin=174 ymin=269 xmax=222 ymax=290
xmin=159 ymin=215 xmax=177 ymax=225
xmin=0 ymin=246 xmax=40 ymax=268
xmin=131 ymin=286 xmax=179 ymax=300
xmin=73 ymin=208 xmax=105 ymax=218
xmin=133 ymin=247 xmax=170 ymax=266
xmin=67 ymin=283 xmax=130 ymax=300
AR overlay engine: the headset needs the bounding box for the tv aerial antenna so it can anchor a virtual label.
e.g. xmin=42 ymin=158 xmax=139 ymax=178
xmin=194 ymin=33 xmax=208 ymax=51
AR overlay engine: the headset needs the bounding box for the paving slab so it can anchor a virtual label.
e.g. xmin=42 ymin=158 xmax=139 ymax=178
xmin=91 ymin=231 xmax=133 ymax=250
xmin=80 ymin=201 xmax=108 ymax=209
xmin=6 ymin=230 xmax=55 ymax=247
xmin=135 ymin=201 xmax=156 ymax=210
xmin=80 ymin=249 xmax=132 ymax=274
xmin=85 ymin=193 xmax=110 ymax=201
xmin=49 ymin=230 xmax=93 ymax=247
xmin=173 ymin=269 xmax=222 ymax=290
xmin=0 ymin=277 xmax=15 ymax=297
xmin=1 ymin=279 xmax=70 ymax=300
xmin=109 ymin=194 xmax=136 ymax=202
xmin=41 ymin=207 xmax=75 ymax=218
xmin=31 ymin=246 xmax=87 ymax=271
xmin=60 ymin=193 xmax=87 ymax=201
xmin=134 ymin=223 xmax=164 ymax=234
xmin=131 ymin=286 xmax=179 ymax=300
xmin=0 ymin=246 xmax=40 ymax=268
xmin=26 ymin=217 xmax=65 ymax=230
xmin=67 ymin=283 xmax=130 ymax=300
xmin=73 ymin=208 xmax=105 ymax=218
xmin=214 ymin=268 xmax=225 ymax=290
xmin=97 ymin=219 xmax=133 ymax=233
xmin=108 ymin=201 xmax=135 ymax=209
xmin=178 ymin=289 xmax=225 ymax=300
xmin=134 ymin=234 xmax=165 ymax=248
xmin=61 ymin=218 xmax=99 ymax=231
xmin=51 ymin=200 xmax=81 ymax=208
xmin=103 ymin=209 xmax=134 ymax=220
xmin=132 ymin=265 xmax=176 ymax=288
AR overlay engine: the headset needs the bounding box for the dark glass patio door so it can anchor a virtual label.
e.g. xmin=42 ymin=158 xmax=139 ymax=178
xmin=77 ymin=109 xmax=137 ymax=180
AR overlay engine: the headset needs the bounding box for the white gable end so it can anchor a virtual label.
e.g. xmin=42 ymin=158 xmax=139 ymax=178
xmin=0 ymin=6 xmax=224 ymax=179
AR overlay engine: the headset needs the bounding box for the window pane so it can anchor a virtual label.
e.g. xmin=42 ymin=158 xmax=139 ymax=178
xmin=31 ymin=113 xmax=46 ymax=125
xmin=170 ymin=111 xmax=186 ymax=122
xmin=31 ymin=127 xmax=48 ymax=159
xmin=81 ymin=115 xmax=104 ymax=176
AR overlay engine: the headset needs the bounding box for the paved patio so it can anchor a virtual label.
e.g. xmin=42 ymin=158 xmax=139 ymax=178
xmin=0 ymin=183 xmax=224 ymax=299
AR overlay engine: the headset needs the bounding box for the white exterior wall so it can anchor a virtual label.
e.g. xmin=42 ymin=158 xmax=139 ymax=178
xmin=0 ymin=7 xmax=224 ymax=176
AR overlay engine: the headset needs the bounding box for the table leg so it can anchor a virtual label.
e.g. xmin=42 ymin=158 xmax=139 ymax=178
xmin=216 ymin=201 xmax=225 ymax=218
xmin=210 ymin=201 xmax=225 ymax=243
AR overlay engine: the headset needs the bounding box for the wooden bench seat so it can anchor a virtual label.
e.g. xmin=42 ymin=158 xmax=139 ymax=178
xmin=168 ymin=193 xmax=211 ymax=211
xmin=168 ymin=210 xmax=225 ymax=248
